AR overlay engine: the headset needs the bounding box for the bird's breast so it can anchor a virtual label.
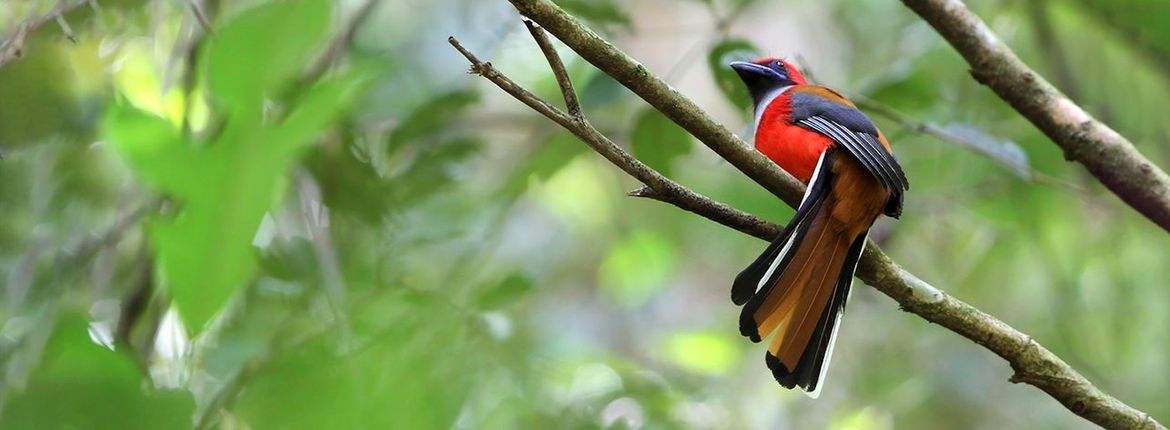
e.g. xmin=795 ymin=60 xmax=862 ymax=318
xmin=755 ymin=96 xmax=834 ymax=183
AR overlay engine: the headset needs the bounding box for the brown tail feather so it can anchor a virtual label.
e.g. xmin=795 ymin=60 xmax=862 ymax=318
xmin=737 ymin=149 xmax=891 ymax=395
xmin=766 ymin=217 xmax=851 ymax=370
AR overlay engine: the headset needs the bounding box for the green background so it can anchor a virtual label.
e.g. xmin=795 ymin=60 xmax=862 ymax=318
xmin=1 ymin=0 xmax=1167 ymax=428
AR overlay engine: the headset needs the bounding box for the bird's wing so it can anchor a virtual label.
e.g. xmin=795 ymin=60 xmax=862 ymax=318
xmin=788 ymin=88 xmax=910 ymax=193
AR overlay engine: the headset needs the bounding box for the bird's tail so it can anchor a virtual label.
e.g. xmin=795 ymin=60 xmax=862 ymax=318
xmin=731 ymin=150 xmax=869 ymax=398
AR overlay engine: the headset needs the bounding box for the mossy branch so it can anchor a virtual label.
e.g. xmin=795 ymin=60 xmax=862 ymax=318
xmin=448 ymin=1 xmax=1167 ymax=429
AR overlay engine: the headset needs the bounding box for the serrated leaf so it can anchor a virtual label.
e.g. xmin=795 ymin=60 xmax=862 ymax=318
xmin=708 ymin=39 xmax=761 ymax=109
xmin=631 ymin=108 xmax=692 ymax=177
xmin=205 ymin=0 xmax=332 ymax=107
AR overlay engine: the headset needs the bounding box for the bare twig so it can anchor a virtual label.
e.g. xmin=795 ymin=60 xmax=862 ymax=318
xmin=900 ymin=0 xmax=1170 ymax=236
xmin=187 ymin=0 xmax=215 ymax=35
xmin=508 ymin=8 xmax=808 ymax=210
xmin=53 ymin=1 xmax=77 ymax=44
xmin=470 ymin=2 xmax=1165 ymax=428
xmin=523 ymin=20 xmax=581 ymax=118
xmin=449 ymin=36 xmax=778 ymax=242
xmin=796 ymin=58 xmax=1037 ymax=183
xmin=0 ymin=0 xmax=91 ymax=69
xmin=301 ymin=0 xmax=383 ymax=84
xmin=851 ymin=94 xmax=1032 ymax=179
xmin=53 ymin=199 xmax=162 ymax=272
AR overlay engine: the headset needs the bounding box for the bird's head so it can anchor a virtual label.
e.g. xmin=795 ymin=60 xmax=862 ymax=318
xmin=729 ymin=57 xmax=808 ymax=105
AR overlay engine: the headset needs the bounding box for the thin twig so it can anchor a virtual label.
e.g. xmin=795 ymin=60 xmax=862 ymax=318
xmin=451 ymin=36 xmax=770 ymax=240
xmin=53 ymin=1 xmax=77 ymax=43
xmin=480 ymin=2 xmax=1165 ymax=428
xmin=854 ymin=95 xmax=1028 ymax=174
xmin=523 ymin=19 xmax=581 ymax=118
xmin=53 ymin=199 xmax=162 ymax=272
xmin=301 ymin=0 xmax=383 ymax=85
xmin=187 ymin=0 xmax=215 ymax=35
xmin=0 ymin=0 xmax=91 ymax=69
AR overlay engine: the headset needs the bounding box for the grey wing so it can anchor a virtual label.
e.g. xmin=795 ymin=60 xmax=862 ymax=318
xmin=797 ymin=116 xmax=909 ymax=193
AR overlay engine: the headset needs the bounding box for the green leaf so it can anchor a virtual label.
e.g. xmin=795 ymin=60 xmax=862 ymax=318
xmin=0 ymin=41 xmax=84 ymax=146
xmin=390 ymin=138 xmax=482 ymax=206
xmin=259 ymin=237 xmax=318 ymax=281
xmin=707 ymin=38 xmax=761 ymax=109
xmin=388 ymin=90 xmax=480 ymax=149
xmin=205 ymin=0 xmax=332 ymax=107
xmin=106 ymin=71 xmax=367 ymax=332
xmin=580 ymin=72 xmax=626 ymax=109
xmin=630 ymin=108 xmax=692 ymax=178
xmin=0 ymin=313 xmax=194 ymax=430
xmin=476 ymin=272 xmax=534 ymax=309
xmin=307 ymin=129 xmax=393 ymax=222
xmin=275 ymin=71 xmax=370 ymax=154
xmin=500 ymin=132 xmax=587 ymax=197
xmin=102 ymin=104 xmax=199 ymax=197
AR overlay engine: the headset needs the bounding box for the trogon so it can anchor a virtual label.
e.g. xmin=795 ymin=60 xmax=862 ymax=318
xmin=729 ymin=57 xmax=909 ymax=397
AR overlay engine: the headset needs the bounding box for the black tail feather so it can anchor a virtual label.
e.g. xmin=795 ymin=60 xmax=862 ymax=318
xmin=731 ymin=151 xmax=837 ymax=306
xmin=766 ymin=231 xmax=867 ymax=394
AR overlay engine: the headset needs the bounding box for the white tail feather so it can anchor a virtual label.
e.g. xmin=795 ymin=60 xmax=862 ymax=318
xmin=756 ymin=151 xmax=831 ymax=294
xmin=804 ymin=230 xmax=867 ymax=399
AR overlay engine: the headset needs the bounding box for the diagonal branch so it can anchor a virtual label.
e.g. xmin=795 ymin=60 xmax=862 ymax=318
xmin=850 ymin=94 xmax=1033 ymax=180
xmin=899 ymin=0 xmax=1170 ymax=235
xmin=512 ymin=5 xmax=807 ymax=209
xmin=448 ymin=36 xmax=777 ymax=242
xmin=0 ymin=0 xmax=94 ymax=69
xmin=523 ymin=20 xmax=582 ymax=118
xmin=468 ymin=2 xmax=1163 ymax=429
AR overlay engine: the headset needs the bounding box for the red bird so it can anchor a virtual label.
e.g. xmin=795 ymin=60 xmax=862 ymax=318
xmin=729 ymin=58 xmax=909 ymax=397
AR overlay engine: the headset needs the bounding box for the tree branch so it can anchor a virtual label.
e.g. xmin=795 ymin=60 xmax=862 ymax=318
xmin=508 ymin=1 xmax=807 ymax=209
xmin=466 ymin=2 xmax=1164 ymax=428
xmin=300 ymin=0 xmax=382 ymax=85
xmin=523 ymin=20 xmax=582 ymax=118
xmin=899 ymin=0 xmax=1170 ymax=235
xmin=850 ymin=94 xmax=1034 ymax=180
xmin=0 ymin=0 xmax=94 ymax=69
xmin=448 ymin=36 xmax=777 ymax=242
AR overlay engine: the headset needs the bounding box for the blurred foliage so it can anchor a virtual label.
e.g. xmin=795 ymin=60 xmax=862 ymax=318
xmin=0 ymin=0 xmax=1168 ymax=429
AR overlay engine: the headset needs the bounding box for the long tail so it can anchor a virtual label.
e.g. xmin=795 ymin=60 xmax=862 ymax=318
xmin=732 ymin=149 xmax=882 ymax=397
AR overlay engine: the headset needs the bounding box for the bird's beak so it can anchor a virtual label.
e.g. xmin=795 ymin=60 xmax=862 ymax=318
xmin=729 ymin=61 xmax=779 ymax=82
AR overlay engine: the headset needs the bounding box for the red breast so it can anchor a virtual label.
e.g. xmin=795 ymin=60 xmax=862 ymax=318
xmin=755 ymin=92 xmax=834 ymax=183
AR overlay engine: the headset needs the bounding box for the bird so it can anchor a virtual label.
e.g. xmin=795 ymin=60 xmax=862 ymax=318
xmin=728 ymin=57 xmax=909 ymax=398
